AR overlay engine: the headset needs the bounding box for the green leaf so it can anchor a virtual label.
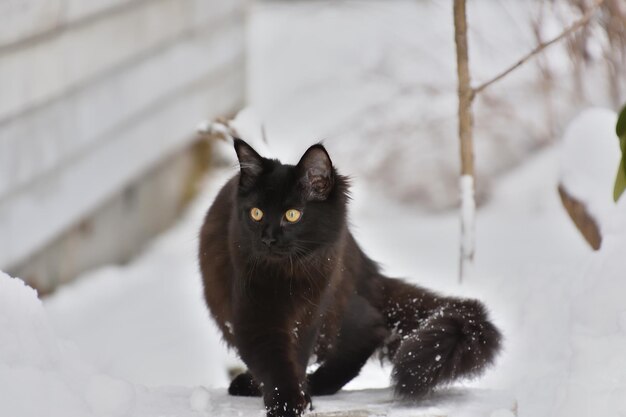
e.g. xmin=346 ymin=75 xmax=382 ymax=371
xmin=615 ymin=158 xmax=626 ymax=202
xmin=615 ymin=104 xmax=626 ymax=202
xmin=617 ymin=104 xmax=626 ymax=140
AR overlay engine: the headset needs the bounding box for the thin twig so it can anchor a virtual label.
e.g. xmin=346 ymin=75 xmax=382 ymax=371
xmin=472 ymin=0 xmax=605 ymax=97
xmin=197 ymin=117 xmax=240 ymax=142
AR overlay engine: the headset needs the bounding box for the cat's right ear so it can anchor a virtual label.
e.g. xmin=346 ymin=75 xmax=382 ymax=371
xmin=234 ymin=138 xmax=263 ymax=187
xmin=297 ymin=144 xmax=334 ymax=201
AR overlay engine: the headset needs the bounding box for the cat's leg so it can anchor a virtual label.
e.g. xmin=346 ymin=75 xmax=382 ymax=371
xmin=228 ymin=370 xmax=262 ymax=397
xmin=234 ymin=307 xmax=310 ymax=417
xmin=308 ymin=295 xmax=388 ymax=396
xmin=291 ymin=320 xmax=320 ymax=409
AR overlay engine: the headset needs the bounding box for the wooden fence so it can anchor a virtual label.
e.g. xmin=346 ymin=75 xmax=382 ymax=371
xmin=0 ymin=0 xmax=247 ymax=292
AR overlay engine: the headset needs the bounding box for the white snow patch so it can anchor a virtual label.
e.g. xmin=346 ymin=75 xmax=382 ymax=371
xmin=190 ymin=386 xmax=212 ymax=412
xmin=0 ymin=270 xmax=212 ymax=417
xmin=490 ymin=410 xmax=516 ymax=417
xmin=85 ymin=374 xmax=135 ymax=417
xmin=0 ymin=271 xmax=105 ymax=417
xmin=460 ymin=174 xmax=476 ymax=279
xmin=559 ymin=108 xmax=621 ymax=236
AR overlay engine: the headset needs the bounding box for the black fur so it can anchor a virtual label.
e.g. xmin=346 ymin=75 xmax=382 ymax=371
xmin=229 ymin=371 xmax=262 ymax=397
xmin=389 ymin=292 xmax=502 ymax=397
xmin=198 ymin=139 xmax=502 ymax=417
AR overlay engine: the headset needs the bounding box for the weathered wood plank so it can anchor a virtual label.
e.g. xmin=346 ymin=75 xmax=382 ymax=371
xmin=0 ymin=0 xmax=243 ymax=122
xmin=0 ymin=0 xmax=137 ymax=48
xmin=0 ymin=17 xmax=244 ymax=200
xmin=0 ymin=61 xmax=244 ymax=269
xmin=9 ymin=138 xmax=213 ymax=293
xmin=0 ymin=0 xmax=64 ymax=48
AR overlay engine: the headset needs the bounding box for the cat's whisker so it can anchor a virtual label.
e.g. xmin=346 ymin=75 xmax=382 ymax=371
xmin=293 ymin=238 xmax=328 ymax=245
xmin=288 ymin=254 xmax=294 ymax=295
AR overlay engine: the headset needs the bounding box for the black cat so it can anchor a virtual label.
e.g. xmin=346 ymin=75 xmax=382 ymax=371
xmin=199 ymin=139 xmax=501 ymax=417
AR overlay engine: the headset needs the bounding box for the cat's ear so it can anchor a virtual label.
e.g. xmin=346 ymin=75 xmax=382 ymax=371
xmin=297 ymin=144 xmax=334 ymax=201
xmin=234 ymin=138 xmax=263 ymax=186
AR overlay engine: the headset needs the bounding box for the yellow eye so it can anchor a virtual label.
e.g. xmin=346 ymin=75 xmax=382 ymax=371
xmin=250 ymin=207 xmax=264 ymax=221
xmin=285 ymin=209 xmax=302 ymax=223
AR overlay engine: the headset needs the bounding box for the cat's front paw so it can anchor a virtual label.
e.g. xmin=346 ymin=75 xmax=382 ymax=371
xmin=228 ymin=372 xmax=262 ymax=397
xmin=265 ymin=388 xmax=310 ymax=417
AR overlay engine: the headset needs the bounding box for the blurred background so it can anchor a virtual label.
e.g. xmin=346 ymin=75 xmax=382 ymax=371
xmin=2 ymin=0 xmax=624 ymax=293
xmin=1 ymin=1 xmax=626 ymax=416
xmin=1 ymin=0 xmax=245 ymax=292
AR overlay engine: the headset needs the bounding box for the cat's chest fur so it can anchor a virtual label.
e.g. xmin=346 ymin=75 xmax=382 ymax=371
xmin=228 ymin=228 xmax=351 ymax=360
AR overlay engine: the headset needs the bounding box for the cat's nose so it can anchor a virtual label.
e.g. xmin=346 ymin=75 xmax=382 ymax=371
xmin=261 ymin=237 xmax=276 ymax=247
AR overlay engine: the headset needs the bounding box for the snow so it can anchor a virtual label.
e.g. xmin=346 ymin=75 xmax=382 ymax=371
xmin=84 ymin=374 xmax=135 ymax=417
xmin=0 ymin=271 xmax=134 ymax=417
xmin=0 ymin=270 xmax=514 ymax=416
xmin=559 ymin=221 xmax=626 ymax=415
xmin=459 ymin=175 xmax=476 ymax=280
xmin=190 ymin=386 xmax=212 ymax=412
xmin=490 ymin=411 xmax=515 ymax=417
xmin=0 ymin=270 xmax=212 ymax=417
xmin=556 ymin=110 xmax=626 ymax=417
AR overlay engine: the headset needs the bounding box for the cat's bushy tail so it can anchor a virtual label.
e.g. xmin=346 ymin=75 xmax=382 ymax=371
xmin=378 ymin=277 xmax=502 ymax=398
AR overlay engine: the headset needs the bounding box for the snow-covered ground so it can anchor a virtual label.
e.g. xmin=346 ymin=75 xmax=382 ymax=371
xmin=0 ymin=268 xmax=517 ymax=417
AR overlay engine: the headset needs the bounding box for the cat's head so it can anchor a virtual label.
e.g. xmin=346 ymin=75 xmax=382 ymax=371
xmin=233 ymin=139 xmax=349 ymax=260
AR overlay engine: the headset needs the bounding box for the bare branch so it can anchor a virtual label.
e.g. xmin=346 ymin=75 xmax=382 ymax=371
xmin=454 ymin=0 xmax=475 ymax=178
xmin=197 ymin=117 xmax=241 ymax=143
xmin=454 ymin=0 xmax=476 ymax=283
xmin=472 ymin=0 xmax=606 ymax=96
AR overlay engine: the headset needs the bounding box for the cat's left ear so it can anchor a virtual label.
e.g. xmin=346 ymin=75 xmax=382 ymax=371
xmin=234 ymin=138 xmax=264 ymax=187
xmin=297 ymin=144 xmax=334 ymax=201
